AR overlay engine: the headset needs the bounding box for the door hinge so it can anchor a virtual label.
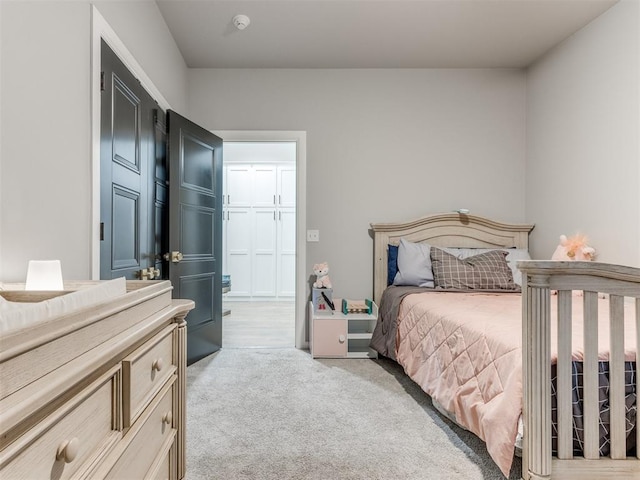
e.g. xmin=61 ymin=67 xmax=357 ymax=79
xmin=100 ymin=71 xmax=105 ymax=92
xmin=100 ymin=222 xmax=104 ymax=241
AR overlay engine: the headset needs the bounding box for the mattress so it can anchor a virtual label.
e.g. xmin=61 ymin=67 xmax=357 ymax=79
xmin=370 ymin=287 xmax=637 ymax=477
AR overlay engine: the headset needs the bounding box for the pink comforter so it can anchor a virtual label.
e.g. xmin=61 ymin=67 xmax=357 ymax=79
xmin=394 ymin=291 xmax=637 ymax=477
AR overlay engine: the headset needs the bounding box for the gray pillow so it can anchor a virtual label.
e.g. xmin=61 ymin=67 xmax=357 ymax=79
xmin=430 ymin=247 xmax=519 ymax=291
xmin=392 ymin=238 xmax=435 ymax=288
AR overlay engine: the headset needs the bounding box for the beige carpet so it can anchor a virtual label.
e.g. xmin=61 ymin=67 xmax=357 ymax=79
xmin=185 ymin=348 xmax=521 ymax=479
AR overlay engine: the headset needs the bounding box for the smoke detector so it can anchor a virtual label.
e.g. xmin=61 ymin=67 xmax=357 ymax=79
xmin=233 ymin=14 xmax=251 ymax=30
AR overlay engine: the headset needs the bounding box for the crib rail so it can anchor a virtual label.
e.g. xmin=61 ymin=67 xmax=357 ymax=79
xmin=518 ymin=261 xmax=640 ymax=480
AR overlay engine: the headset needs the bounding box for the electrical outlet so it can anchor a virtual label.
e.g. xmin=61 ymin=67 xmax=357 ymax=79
xmin=307 ymin=230 xmax=320 ymax=242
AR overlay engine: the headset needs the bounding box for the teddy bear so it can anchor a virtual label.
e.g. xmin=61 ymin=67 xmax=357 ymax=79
xmin=551 ymin=234 xmax=596 ymax=261
xmin=313 ymin=262 xmax=332 ymax=289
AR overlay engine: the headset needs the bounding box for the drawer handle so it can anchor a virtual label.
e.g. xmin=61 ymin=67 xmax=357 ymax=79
xmin=338 ymin=334 xmax=346 ymax=344
xmin=162 ymin=410 xmax=173 ymax=425
xmin=152 ymin=357 xmax=164 ymax=372
xmin=56 ymin=437 xmax=79 ymax=463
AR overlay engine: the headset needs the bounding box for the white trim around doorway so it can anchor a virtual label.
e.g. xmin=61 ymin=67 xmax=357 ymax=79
xmin=214 ymin=131 xmax=307 ymax=350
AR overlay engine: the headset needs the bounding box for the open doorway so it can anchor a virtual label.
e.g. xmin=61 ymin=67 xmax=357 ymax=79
xmin=221 ymin=141 xmax=297 ymax=348
xmin=214 ymin=131 xmax=307 ymax=350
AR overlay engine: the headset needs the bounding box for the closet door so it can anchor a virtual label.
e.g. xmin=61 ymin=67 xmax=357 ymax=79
xmin=277 ymin=165 xmax=296 ymax=296
xmin=226 ymin=165 xmax=252 ymax=207
xmin=225 ymin=208 xmax=252 ymax=297
xmin=222 ymin=162 xmax=295 ymax=299
xmin=277 ymin=208 xmax=296 ymax=297
xmin=252 ymin=208 xmax=277 ymax=296
xmin=253 ymin=166 xmax=277 ymax=207
xmin=277 ymin=165 xmax=296 ymax=208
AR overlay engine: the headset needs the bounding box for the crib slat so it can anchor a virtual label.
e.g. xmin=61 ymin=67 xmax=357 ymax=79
xmin=608 ymin=295 xmax=625 ymax=459
xmin=583 ymin=291 xmax=599 ymax=459
xmin=637 ymin=298 xmax=639 ymax=460
xmin=557 ymin=290 xmax=573 ymax=459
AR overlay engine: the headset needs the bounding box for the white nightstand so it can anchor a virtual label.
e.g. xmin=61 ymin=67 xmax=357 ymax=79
xmin=309 ymin=301 xmax=378 ymax=359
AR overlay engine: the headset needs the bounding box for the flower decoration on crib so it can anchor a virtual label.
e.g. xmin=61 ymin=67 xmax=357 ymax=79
xmin=312 ymin=262 xmax=332 ymax=289
xmin=551 ymin=234 xmax=596 ymax=261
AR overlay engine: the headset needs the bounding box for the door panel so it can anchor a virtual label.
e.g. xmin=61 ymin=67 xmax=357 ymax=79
xmin=153 ymin=110 xmax=168 ymax=279
xmin=225 ymin=165 xmax=252 ymax=207
xmin=167 ymin=110 xmax=223 ymax=364
xmin=253 ymin=166 xmax=277 ymax=207
xmin=253 ymin=208 xmax=276 ymax=296
xmin=112 ymin=78 xmax=140 ymax=171
xmin=278 ymin=166 xmax=296 ymax=207
xmin=111 ymin=186 xmax=139 ymax=269
xmin=278 ymin=208 xmax=296 ymax=297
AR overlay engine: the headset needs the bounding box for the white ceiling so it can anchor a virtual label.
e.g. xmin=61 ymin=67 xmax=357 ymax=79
xmin=156 ymin=0 xmax=618 ymax=69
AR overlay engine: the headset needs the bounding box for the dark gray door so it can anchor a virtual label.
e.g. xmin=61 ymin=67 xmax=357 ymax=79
xmin=100 ymin=39 xmax=157 ymax=280
xmin=167 ymin=110 xmax=223 ymax=364
xmin=152 ymin=109 xmax=169 ymax=279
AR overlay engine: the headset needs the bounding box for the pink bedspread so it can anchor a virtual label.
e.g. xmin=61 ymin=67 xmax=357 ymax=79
xmin=394 ymin=291 xmax=637 ymax=477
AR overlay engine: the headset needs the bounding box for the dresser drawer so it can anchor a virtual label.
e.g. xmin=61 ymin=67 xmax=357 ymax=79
xmin=106 ymin=377 xmax=175 ymax=480
xmin=123 ymin=325 xmax=176 ymax=426
xmin=145 ymin=435 xmax=176 ymax=480
xmin=0 ymin=367 xmax=120 ymax=479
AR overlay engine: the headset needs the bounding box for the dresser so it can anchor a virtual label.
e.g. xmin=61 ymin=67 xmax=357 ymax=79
xmin=0 ymin=280 xmax=194 ymax=480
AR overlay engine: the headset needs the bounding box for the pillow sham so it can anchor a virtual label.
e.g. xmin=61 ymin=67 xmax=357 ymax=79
xmin=441 ymin=247 xmax=530 ymax=286
xmin=430 ymin=247 xmax=518 ymax=291
xmin=393 ymin=238 xmax=434 ymax=288
xmin=387 ymin=244 xmax=399 ymax=286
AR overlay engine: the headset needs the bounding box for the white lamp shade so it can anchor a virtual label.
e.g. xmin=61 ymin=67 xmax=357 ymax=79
xmin=25 ymin=260 xmax=64 ymax=291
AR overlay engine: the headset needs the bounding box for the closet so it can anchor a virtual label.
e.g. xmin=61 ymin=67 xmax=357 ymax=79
xmin=223 ymin=157 xmax=296 ymax=299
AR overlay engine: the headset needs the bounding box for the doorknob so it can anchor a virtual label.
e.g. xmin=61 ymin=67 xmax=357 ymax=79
xmin=138 ymin=268 xmax=153 ymax=280
xmin=151 ymin=267 xmax=161 ymax=278
xmin=164 ymin=251 xmax=183 ymax=263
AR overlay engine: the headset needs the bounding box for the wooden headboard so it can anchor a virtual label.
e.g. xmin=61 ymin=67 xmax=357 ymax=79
xmin=370 ymin=213 xmax=535 ymax=304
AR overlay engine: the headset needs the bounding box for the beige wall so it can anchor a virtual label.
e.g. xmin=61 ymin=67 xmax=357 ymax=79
xmin=1 ymin=1 xmax=92 ymax=282
xmin=526 ymin=0 xmax=640 ymax=266
xmin=0 ymin=0 xmax=187 ymax=282
xmin=188 ymin=68 xmax=527 ymax=299
xmin=93 ymin=0 xmax=188 ymax=112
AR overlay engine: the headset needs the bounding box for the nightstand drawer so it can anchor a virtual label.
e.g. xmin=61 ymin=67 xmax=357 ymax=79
xmin=312 ymin=318 xmax=347 ymax=357
xmin=0 ymin=367 xmax=120 ymax=479
xmin=123 ymin=325 xmax=176 ymax=426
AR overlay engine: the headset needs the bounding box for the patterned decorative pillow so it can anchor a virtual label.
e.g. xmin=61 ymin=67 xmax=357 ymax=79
xmin=430 ymin=247 xmax=519 ymax=290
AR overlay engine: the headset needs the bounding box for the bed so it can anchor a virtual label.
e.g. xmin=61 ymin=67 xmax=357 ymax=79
xmin=369 ymin=213 xmax=639 ymax=480
xmin=0 ymin=279 xmax=194 ymax=479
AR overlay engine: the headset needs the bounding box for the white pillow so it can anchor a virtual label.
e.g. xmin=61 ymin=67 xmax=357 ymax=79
xmin=442 ymin=247 xmax=531 ymax=286
xmin=0 ymin=277 xmax=127 ymax=335
xmin=393 ymin=238 xmax=435 ymax=288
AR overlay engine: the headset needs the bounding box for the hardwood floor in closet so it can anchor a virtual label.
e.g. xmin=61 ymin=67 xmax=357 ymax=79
xmin=222 ymin=301 xmax=295 ymax=348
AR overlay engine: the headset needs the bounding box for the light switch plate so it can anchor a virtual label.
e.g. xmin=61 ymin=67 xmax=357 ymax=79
xmin=307 ymin=230 xmax=320 ymax=242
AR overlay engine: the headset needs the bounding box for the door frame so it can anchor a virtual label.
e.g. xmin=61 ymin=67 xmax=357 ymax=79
xmin=90 ymin=6 xmax=171 ymax=280
xmin=215 ymin=131 xmax=307 ymax=350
